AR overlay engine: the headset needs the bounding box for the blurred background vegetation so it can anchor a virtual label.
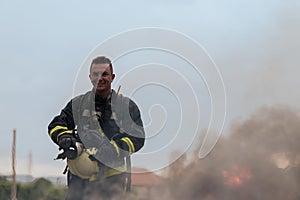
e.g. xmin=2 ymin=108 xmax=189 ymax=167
xmin=0 ymin=176 xmax=66 ymax=200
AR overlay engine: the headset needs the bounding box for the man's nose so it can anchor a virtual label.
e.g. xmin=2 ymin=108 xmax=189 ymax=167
xmin=95 ymin=73 xmax=104 ymax=80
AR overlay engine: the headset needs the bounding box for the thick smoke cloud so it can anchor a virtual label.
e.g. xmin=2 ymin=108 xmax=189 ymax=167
xmin=139 ymin=106 xmax=300 ymax=200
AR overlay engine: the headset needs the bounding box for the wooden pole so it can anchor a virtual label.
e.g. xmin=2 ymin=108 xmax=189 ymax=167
xmin=11 ymin=129 xmax=16 ymax=200
xmin=28 ymin=151 xmax=32 ymax=176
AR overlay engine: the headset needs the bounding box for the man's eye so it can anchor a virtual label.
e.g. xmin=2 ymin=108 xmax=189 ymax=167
xmin=92 ymin=72 xmax=99 ymax=77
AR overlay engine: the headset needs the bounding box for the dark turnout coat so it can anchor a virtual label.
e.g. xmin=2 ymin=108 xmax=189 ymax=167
xmin=48 ymin=89 xmax=145 ymax=178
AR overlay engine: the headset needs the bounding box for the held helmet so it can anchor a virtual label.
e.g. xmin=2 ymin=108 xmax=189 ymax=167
xmin=67 ymin=148 xmax=99 ymax=179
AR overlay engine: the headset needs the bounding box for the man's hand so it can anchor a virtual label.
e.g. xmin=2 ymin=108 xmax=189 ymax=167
xmin=58 ymin=135 xmax=77 ymax=150
xmin=57 ymin=135 xmax=78 ymax=160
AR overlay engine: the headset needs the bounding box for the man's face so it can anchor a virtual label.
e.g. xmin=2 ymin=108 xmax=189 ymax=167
xmin=89 ymin=63 xmax=115 ymax=95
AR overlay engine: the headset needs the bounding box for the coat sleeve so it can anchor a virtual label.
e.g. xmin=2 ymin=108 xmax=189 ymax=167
xmin=48 ymin=100 xmax=76 ymax=145
xmin=112 ymin=99 xmax=145 ymax=154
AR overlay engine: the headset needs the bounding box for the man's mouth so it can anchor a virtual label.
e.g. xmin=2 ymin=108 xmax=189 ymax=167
xmin=97 ymin=82 xmax=105 ymax=87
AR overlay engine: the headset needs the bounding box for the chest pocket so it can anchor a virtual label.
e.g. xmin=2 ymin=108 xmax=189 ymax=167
xmin=78 ymin=109 xmax=99 ymax=131
xmin=75 ymin=91 xmax=128 ymax=138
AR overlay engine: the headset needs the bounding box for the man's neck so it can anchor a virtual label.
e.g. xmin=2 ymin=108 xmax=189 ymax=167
xmin=95 ymin=89 xmax=112 ymax=99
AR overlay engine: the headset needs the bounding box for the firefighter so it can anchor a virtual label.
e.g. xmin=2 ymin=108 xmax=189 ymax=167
xmin=48 ymin=56 xmax=145 ymax=200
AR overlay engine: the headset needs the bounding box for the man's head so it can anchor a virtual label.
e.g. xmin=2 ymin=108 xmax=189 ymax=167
xmin=89 ymin=56 xmax=115 ymax=98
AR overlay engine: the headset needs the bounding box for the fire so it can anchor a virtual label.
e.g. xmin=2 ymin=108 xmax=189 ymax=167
xmin=222 ymin=165 xmax=252 ymax=187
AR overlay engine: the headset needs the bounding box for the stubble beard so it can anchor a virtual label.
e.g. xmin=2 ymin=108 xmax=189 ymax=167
xmin=95 ymin=84 xmax=111 ymax=98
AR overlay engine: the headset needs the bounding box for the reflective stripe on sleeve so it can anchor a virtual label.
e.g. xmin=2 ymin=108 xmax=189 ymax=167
xmin=121 ymin=137 xmax=135 ymax=154
xmin=49 ymin=126 xmax=68 ymax=138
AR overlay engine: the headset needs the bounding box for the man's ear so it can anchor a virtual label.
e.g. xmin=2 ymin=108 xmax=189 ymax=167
xmin=112 ymin=73 xmax=115 ymax=81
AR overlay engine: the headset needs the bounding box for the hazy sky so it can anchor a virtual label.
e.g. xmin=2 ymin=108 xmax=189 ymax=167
xmin=0 ymin=0 xmax=299 ymax=177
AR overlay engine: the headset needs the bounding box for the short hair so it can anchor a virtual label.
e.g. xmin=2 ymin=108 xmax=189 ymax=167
xmin=90 ymin=56 xmax=113 ymax=74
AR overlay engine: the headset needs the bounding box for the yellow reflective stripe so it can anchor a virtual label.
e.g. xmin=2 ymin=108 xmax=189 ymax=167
xmin=121 ymin=137 xmax=135 ymax=154
xmin=49 ymin=126 xmax=68 ymax=138
xmin=89 ymin=174 xmax=98 ymax=182
xmin=56 ymin=130 xmax=73 ymax=141
xmin=104 ymin=164 xmax=127 ymax=177
xmin=110 ymin=140 xmax=120 ymax=156
xmin=98 ymin=128 xmax=105 ymax=137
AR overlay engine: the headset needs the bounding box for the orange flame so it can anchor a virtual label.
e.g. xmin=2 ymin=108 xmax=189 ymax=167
xmin=222 ymin=165 xmax=252 ymax=187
